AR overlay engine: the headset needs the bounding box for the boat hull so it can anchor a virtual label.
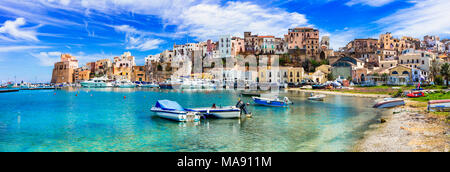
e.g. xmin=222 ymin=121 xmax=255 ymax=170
xmin=428 ymin=99 xmax=450 ymax=112
xmin=373 ymin=100 xmax=405 ymax=108
xmin=187 ymin=107 xmax=241 ymax=119
xmin=151 ymin=108 xmax=200 ymax=122
xmin=308 ymin=97 xmax=324 ymax=101
xmin=252 ymin=97 xmax=288 ymax=107
xmin=81 ymin=82 xmax=107 ymax=88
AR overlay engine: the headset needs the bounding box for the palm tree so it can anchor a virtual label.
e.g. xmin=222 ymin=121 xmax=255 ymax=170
xmin=441 ymin=63 xmax=450 ymax=86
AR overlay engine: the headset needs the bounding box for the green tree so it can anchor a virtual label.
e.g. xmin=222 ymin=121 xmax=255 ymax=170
xmin=327 ymin=72 xmax=335 ymax=81
xmin=435 ymin=75 xmax=444 ymax=86
xmin=441 ymin=63 xmax=450 ymax=86
xmin=430 ymin=59 xmax=441 ymax=82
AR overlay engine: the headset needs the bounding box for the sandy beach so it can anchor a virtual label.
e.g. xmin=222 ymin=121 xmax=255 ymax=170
xmin=354 ymin=100 xmax=449 ymax=152
xmin=287 ymin=88 xmax=391 ymax=98
xmin=288 ymin=88 xmax=449 ymax=152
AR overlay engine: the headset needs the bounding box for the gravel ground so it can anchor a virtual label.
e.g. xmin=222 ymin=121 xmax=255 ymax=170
xmin=354 ymin=101 xmax=450 ymax=152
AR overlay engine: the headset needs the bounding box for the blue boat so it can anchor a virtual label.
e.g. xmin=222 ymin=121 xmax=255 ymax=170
xmin=252 ymin=96 xmax=292 ymax=107
xmin=150 ymin=100 xmax=200 ymax=122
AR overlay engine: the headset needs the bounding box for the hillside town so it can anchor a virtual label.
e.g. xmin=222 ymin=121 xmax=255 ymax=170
xmin=49 ymin=27 xmax=450 ymax=88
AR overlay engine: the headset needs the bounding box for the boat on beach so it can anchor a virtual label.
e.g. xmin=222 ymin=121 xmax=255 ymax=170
xmin=427 ymin=99 xmax=450 ymax=112
xmin=407 ymin=91 xmax=425 ymax=98
xmin=308 ymin=94 xmax=326 ymax=101
xmin=252 ymin=96 xmax=292 ymax=107
xmin=150 ymin=100 xmax=201 ymax=122
xmin=186 ymin=106 xmax=241 ymax=119
xmin=373 ymin=98 xmax=405 ymax=108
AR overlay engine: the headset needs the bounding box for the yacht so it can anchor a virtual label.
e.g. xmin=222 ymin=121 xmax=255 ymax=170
xmin=114 ymin=80 xmax=136 ymax=88
xmin=81 ymin=77 xmax=108 ymax=88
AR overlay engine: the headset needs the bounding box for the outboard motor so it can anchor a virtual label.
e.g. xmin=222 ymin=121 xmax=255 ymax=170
xmin=236 ymin=100 xmax=250 ymax=115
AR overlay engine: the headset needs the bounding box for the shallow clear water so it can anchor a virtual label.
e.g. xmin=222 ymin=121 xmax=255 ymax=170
xmin=0 ymin=88 xmax=384 ymax=152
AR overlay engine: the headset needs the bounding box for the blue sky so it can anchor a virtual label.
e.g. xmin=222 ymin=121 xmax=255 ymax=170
xmin=0 ymin=0 xmax=449 ymax=83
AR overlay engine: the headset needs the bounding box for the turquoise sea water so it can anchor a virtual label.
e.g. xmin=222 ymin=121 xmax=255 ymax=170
xmin=0 ymin=88 xmax=385 ymax=152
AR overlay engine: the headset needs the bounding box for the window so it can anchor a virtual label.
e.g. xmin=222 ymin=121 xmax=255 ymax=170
xmin=402 ymin=71 xmax=409 ymax=75
xmin=392 ymin=71 xmax=398 ymax=75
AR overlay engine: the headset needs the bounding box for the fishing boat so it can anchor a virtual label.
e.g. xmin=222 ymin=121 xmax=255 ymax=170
xmin=150 ymin=100 xmax=201 ymax=122
xmin=407 ymin=91 xmax=425 ymax=98
xmin=427 ymin=99 xmax=450 ymax=112
xmin=252 ymin=96 xmax=292 ymax=107
xmin=373 ymin=98 xmax=405 ymax=108
xmin=240 ymin=92 xmax=261 ymax=97
xmin=308 ymin=94 xmax=326 ymax=101
xmin=81 ymin=77 xmax=108 ymax=88
xmin=186 ymin=106 xmax=241 ymax=119
xmin=138 ymin=82 xmax=159 ymax=88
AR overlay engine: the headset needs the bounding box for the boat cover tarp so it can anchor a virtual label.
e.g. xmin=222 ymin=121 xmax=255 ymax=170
xmin=155 ymin=100 xmax=185 ymax=111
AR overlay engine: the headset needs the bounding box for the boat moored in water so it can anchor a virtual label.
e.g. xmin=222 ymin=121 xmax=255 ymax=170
xmin=114 ymin=80 xmax=136 ymax=88
xmin=308 ymin=94 xmax=326 ymax=101
xmin=252 ymin=96 xmax=292 ymax=107
xmin=81 ymin=77 xmax=109 ymax=88
xmin=150 ymin=100 xmax=201 ymax=122
xmin=186 ymin=106 xmax=241 ymax=119
xmin=373 ymin=98 xmax=405 ymax=108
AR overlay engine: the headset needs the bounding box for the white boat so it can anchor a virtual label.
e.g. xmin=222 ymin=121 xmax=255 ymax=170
xmin=373 ymin=98 xmax=405 ymax=108
xmin=308 ymin=94 xmax=326 ymax=101
xmin=186 ymin=106 xmax=241 ymax=119
xmin=151 ymin=100 xmax=201 ymax=122
xmin=81 ymin=77 xmax=108 ymax=88
xmin=140 ymin=83 xmax=159 ymax=88
xmin=427 ymin=99 xmax=450 ymax=112
xmin=114 ymin=80 xmax=136 ymax=88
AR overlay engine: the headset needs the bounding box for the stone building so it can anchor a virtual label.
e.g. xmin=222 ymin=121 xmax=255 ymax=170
xmin=95 ymin=59 xmax=112 ymax=78
xmin=51 ymin=54 xmax=79 ymax=84
xmin=112 ymin=52 xmax=135 ymax=80
xmin=285 ymin=27 xmax=319 ymax=58
xmin=131 ymin=66 xmax=146 ymax=82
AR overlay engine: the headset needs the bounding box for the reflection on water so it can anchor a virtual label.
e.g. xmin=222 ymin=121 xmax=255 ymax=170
xmin=0 ymin=88 xmax=385 ymax=152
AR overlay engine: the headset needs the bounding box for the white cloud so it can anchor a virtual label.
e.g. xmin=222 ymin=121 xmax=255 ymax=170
xmin=126 ymin=38 xmax=164 ymax=51
xmin=376 ymin=0 xmax=450 ymax=38
xmin=346 ymin=0 xmax=396 ymax=7
xmin=112 ymin=25 xmax=165 ymax=51
xmin=0 ymin=45 xmax=50 ymax=52
xmin=323 ymin=28 xmax=363 ymax=50
xmin=176 ymin=1 xmax=309 ymax=40
xmin=0 ymin=18 xmax=39 ymax=41
xmin=30 ymin=51 xmax=61 ymax=66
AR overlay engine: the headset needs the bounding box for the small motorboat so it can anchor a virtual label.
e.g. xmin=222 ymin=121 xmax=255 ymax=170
xmin=252 ymin=96 xmax=292 ymax=107
xmin=186 ymin=106 xmax=241 ymax=119
xmin=427 ymin=99 xmax=450 ymax=112
xmin=150 ymin=100 xmax=200 ymax=122
xmin=308 ymin=94 xmax=326 ymax=101
xmin=373 ymin=98 xmax=405 ymax=108
xmin=407 ymin=91 xmax=425 ymax=98
xmin=240 ymin=92 xmax=261 ymax=97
